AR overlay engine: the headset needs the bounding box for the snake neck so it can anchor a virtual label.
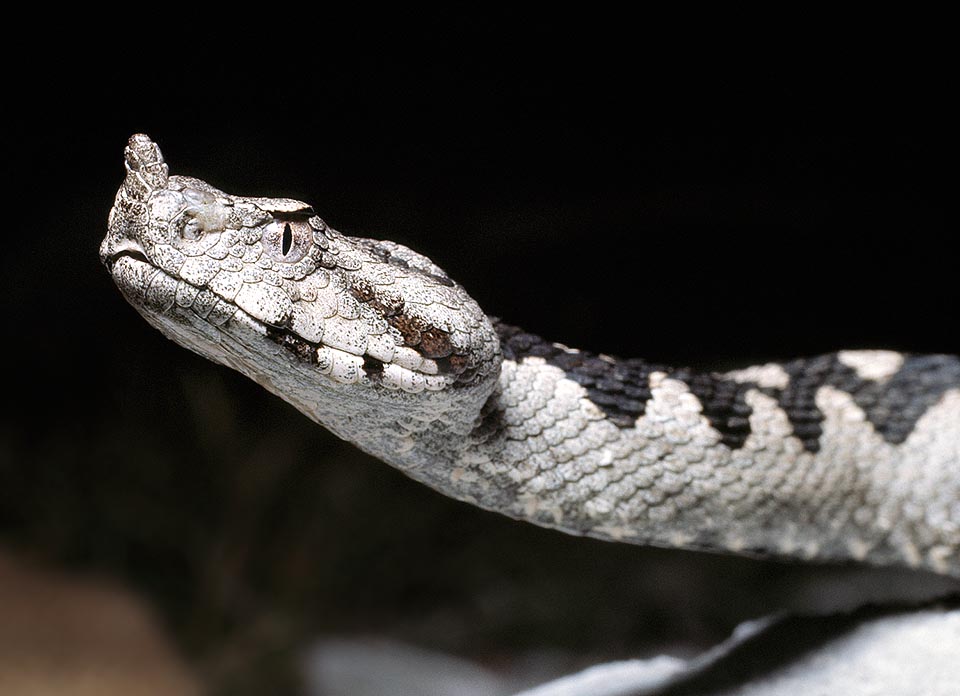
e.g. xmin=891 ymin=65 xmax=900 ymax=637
xmin=398 ymin=321 xmax=960 ymax=578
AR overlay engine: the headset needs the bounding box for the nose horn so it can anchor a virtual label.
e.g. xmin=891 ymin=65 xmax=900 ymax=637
xmin=122 ymin=134 xmax=168 ymax=199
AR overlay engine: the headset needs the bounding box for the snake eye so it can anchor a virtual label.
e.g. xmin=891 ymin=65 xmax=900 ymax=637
xmin=262 ymin=218 xmax=310 ymax=263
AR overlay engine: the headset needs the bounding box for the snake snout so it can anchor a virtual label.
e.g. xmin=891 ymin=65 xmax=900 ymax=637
xmin=101 ymin=135 xmax=172 ymax=269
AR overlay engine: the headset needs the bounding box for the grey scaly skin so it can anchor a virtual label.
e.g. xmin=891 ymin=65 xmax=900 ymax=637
xmin=101 ymin=134 xmax=960 ymax=578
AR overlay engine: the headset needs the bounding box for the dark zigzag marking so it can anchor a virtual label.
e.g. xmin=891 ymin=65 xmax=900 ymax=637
xmin=493 ymin=320 xmax=756 ymax=449
xmin=774 ymin=353 xmax=960 ymax=452
xmin=493 ymin=320 xmax=960 ymax=453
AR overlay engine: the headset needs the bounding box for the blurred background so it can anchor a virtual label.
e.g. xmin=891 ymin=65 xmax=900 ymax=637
xmin=2 ymin=15 xmax=954 ymax=695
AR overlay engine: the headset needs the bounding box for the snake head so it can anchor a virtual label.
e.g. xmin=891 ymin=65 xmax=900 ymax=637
xmin=101 ymin=135 xmax=501 ymax=435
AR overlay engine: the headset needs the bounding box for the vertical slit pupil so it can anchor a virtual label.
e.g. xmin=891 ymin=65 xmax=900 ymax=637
xmin=282 ymin=222 xmax=293 ymax=257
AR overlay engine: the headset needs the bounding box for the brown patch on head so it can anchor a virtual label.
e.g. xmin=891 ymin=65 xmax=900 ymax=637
xmin=265 ymin=327 xmax=319 ymax=364
xmin=349 ymin=279 xmax=476 ymax=384
xmin=350 ymin=282 xmax=405 ymax=317
xmin=386 ymin=313 xmax=477 ymax=384
xmin=362 ymin=355 xmax=385 ymax=374
xmin=419 ymin=327 xmax=454 ymax=359
xmin=350 ymin=283 xmax=376 ymax=303
xmin=446 ymin=354 xmax=470 ymax=372
xmin=389 ymin=314 xmax=422 ymax=347
xmin=438 ymin=354 xmax=476 ymax=384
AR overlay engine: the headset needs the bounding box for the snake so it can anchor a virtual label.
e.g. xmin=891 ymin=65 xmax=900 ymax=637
xmin=100 ymin=134 xmax=960 ymax=578
xmin=100 ymin=135 xmax=959 ymax=690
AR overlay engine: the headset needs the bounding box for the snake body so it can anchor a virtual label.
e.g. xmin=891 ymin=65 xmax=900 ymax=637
xmin=101 ymin=135 xmax=960 ymax=580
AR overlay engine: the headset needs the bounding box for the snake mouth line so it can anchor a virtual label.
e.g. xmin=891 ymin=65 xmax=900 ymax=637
xmin=110 ymin=249 xmax=151 ymax=266
xmin=101 ymin=235 xmax=152 ymax=271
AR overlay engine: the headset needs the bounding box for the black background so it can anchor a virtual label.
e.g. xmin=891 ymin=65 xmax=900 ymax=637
xmin=3 ymin=17 xmax=955 ymax=693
